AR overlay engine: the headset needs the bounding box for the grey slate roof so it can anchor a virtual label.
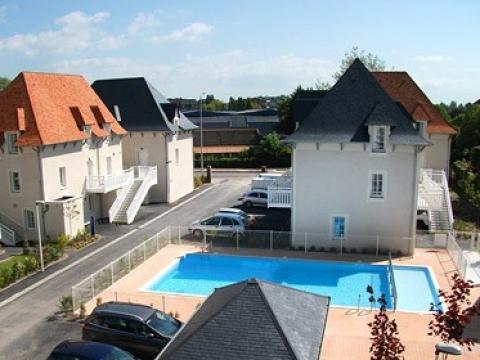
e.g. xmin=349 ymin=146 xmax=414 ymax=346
xmin=91 ymin=77 xmax=197 ymax=132
xmin=158 ymin=278 xmax=330 ymax=360
xmin=193 ymin=128 xmax=259 ymax=146
xmin=286 ymin=59 xmax=429 ymax=145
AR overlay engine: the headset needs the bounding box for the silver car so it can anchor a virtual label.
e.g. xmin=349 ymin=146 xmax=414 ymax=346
xmin=238 ymin=190 xmax=268 ymax=208
xmin=189 ymin=213 xmax=246 ymax=240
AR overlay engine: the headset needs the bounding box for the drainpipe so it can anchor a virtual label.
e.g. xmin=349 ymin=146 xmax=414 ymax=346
xmin=164 ymin=133 xmax=171 ymax=203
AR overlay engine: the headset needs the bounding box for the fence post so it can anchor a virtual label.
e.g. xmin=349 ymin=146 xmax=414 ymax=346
xmin=236 ymin=230 xmax=239 ymax=249
xmin=156 ymin=232 xmax=160 ymax=252
xmin=111 ymin=262 xmax=114 ymax=285
xmin=340 ymin=238 xmax=343 ymax=256
xmin=143 ymin=242 xmax=147 ymax=262
xmin=72 ymin=288 xmax=77 ymax=312
xmin=270 ymin=231 xmax=273 ymax=251
xmin=168 ymin=226 xmax=172 ymax=244
xmin=90 ymin=274 xmax=95 ymax=298
xmin=376 ymin=235 xmax=379 ymax=257
xmin=128 ymin=252 xmax=131 ymax=271
xmin=178 ymin=226 xmax=181 ymax=245
xmin=162 ymin=296 xmax=166 ymax=312
xmin=470 ymin=233 xmax=474 ymax=251
xmin=203 ymin=231 xmax=206 ymax=251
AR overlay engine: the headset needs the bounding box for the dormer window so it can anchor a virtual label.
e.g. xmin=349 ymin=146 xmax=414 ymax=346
xmin=372 ymin=126 xmax=387 ymax=153
xmin=5 ymin=132 xmax=19 ymax=154
xmin=104 ymin=123 xmax=112 ymax=133
xmin=83 ymin=125 xmax=92 ymax=135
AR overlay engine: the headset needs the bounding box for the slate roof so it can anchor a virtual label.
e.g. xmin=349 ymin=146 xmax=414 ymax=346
xmin=91 ymin=78 xmax=197 ymax=133
xmin=193 ymin=128 xmax=259 ymax=147
xmin=373 ymin=71 xmax=457 ymax=135
xmin=286 ymin=59 xmax=429 ymax=145
xmin=158 ymin=278 xmax=330 ymax=360
xmin=0 ymin=72 xmax=126 ymax=147
xmin=293 ymin=90 xmax=328 ymax=126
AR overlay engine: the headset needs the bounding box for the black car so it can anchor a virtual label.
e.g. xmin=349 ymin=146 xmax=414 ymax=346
xmin=47 ymin=340 xmax=135 ymax=360
xmin=82 ymin=302 xmax=182 ymax=360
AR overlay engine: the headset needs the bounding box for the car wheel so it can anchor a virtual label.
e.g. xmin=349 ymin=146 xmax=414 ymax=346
xmin=193 ymin=229 xmax=204 ymax=240
xmin=244 ymin=201 xmax=252 ymax=208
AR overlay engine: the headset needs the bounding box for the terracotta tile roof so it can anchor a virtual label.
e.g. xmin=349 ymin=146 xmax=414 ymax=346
xmin=373 ymin=71 xmax=457 ymax=135
xmin=0 ymin=72 xmax=126 ymax=147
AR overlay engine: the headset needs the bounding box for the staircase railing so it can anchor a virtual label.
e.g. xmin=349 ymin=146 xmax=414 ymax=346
xmin=419 ymin=169 xmax=454 ymax=229
xmin=441 ymin=171 xmax=454 ymax=228
xmin=0 ymin=210 xmax=25 ymax=242
xmin=108 ymin=169 xmax=135 ymax=223
xmin=126 ymin=166 xmax=158 ymax=224
xmin=0 ymin=223 xmax=16 ymax=246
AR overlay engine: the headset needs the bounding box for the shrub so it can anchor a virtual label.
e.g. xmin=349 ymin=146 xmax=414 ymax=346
xmin=12 ymin=261 xmax=26 ymax=279
xmin=57 ymin=234 xmax=70 ymax=250
xmin=79 ymin=303 xmax=86 ymax=319
xmin=329 ymin=246 xmax=337 ymax=253
xmin=58 ymin=295 xmax=73 ymax=314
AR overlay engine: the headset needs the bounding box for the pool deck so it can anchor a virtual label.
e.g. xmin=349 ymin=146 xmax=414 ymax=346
xmin=88 ymin=245 xmax=480 ymax=359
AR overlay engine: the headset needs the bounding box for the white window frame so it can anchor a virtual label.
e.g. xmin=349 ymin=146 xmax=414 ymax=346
xmin=371 ymin=126 xmax=387 ymax=153
xmin=59 ymin=166 xmax=67 ymax=188
xmin=9 ymin=170 xmax=21 ymax=193
xmin=175 ymin=148 xmax=179 ymax=165
xmin=5 ymin=132 xmax=19 ymax=154
xmin=23 ymin=209 xmax=36 ymax=230
xmin=368 ymin=170 xmax=387 ymax=201
xmin=330 ymin=214 xmax=348 ymax=240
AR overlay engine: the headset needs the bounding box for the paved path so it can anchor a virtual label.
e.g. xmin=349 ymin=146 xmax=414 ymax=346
xmin=0 ymin=174 xmax=251 ymax=359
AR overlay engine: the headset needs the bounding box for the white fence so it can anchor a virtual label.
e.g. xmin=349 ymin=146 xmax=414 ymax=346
xmin=86 ymin=168 xmax=134 ymax=193
xmin=447 ymin=231 xmax=480 ymax=285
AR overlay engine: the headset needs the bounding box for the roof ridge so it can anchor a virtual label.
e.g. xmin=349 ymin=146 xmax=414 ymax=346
xmin=21 ymin=71 xmax=84 ymax=78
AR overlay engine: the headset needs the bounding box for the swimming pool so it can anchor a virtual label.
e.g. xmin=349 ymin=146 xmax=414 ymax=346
xmin=142 ymin=253 xmax=440 ymax=312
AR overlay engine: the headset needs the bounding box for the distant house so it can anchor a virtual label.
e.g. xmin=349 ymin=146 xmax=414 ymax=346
xmin=283 ymin=59 xmax=453 ymax=254
xmin=0 ymin=72 xmax=137 ymax=244
xmin=168 ymin=98 xmax=198 ymax=112
xmin=158 ymin=278 xmax=330 ymax=360
xmin=92 ymin=78 xmax=197 ymax=205
xmin=192 ymin=128 xmax=259 ymax=155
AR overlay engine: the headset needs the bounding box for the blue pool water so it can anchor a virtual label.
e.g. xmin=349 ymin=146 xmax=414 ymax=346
xmin=143 ymin=253 xmax=440 ymax=312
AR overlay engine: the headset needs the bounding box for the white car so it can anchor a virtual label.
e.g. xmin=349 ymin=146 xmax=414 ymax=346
xmin=189 ymin=213 xmax=246 ymax=240
xmin=238 ymin=190 xmax=268 ymax=208
xmin=218 ymin=208 xmax=255 ymax=225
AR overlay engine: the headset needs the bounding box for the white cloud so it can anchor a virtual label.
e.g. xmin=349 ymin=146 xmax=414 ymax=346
xmin=414 ymin=55 xmax=453 ymax=63
xmin=152 ymin=22 xmax=213 ymax=43
xmin=0 ymin=11 xmax=125 ymax=55
xmin=128 ymin=11 xmax=162 ymax=34
xmin=53 ymin=51 xmax=335 ymax=97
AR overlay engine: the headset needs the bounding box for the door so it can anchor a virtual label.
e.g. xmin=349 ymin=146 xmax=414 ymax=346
xmin=135 ymin=148 xmax=149 ymax=166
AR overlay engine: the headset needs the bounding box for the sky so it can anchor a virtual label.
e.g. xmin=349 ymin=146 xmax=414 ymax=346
xmin=0 ymin=0 xmax=479 ymax=103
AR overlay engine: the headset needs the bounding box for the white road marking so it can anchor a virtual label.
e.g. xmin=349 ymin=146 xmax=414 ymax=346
xmin=0 ymin=184 xmax=218 ymax=308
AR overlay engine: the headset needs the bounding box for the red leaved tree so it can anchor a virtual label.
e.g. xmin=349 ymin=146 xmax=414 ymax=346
xmin=428 ymin=273 xmax=480 ymax=351
xmin=368 ymin=294 xmax=405 ymax=360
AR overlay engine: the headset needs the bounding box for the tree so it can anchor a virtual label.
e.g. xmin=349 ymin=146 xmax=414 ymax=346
xmin=315 ymin=80 xmax=331 ymax=90
xmin=0 ymin=76 xmax=11 ymax=91
xmin=276 ymin=86 xmax=304 ymax=135
xmin=428 ymin=273 xmax=480 ymax=351
xmin=368 ymin=294 xmax=405 ymax=360
xmin=334 ymin=46 xmax=388 ymax=80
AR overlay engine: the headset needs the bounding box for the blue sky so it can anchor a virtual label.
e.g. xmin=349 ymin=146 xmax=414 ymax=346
xmin=0 ymin=0 xmax=479 ymax=103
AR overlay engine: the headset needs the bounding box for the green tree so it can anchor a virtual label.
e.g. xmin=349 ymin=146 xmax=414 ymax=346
xmin=0 ymin=76 xmax=11 ymax=91
xmin=276 ymin=86 xmax=304 ymax=135
xmin=334 ymin=46 xmax=388 ymax=80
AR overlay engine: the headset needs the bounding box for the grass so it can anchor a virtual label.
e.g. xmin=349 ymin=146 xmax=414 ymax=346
xmin=0 ymin=255 xmax=31 ymax=271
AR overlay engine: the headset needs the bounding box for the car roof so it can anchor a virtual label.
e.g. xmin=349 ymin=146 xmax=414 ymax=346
xmin=218 ymin=208 xmax=246 ymax=214
xmin=91 ymin=302 xmax=155 ymax=321
xmin=247 ymin=189 xmax=267 ymax=194
xmin=52 ymin=340 xmax=124 ymax=359
xmin=212 ymin=212 xmax=244 ymax=220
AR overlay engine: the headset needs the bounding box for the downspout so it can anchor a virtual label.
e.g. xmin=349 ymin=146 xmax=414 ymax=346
xmin=35 ymin=146 xmax=47 ymax=242
xmin=164 ymin=133 xmax=171 ymax=203
xmin=409 ymin=145 xmax=420 ymax=255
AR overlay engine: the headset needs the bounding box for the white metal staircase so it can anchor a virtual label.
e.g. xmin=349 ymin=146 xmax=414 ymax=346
xmin=109 ymin=166 xmax=157 ymax=224
xmin=417 ymin=169 xmax=453 ymax=232
xmin=0 ymin=211 xmax=25 ymax=246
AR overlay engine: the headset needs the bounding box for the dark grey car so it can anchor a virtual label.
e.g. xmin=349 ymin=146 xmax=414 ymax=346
xmin=82 ymin=302 xmax=182 ymax=360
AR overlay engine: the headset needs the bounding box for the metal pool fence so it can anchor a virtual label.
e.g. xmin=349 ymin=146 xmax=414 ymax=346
xmin=446 ymin=231 xmax=480 ymax=285
xmin=72 ymin=225 xmax=414 ymax=311
xmin=387 ymin=253 xmax=398 ymax=311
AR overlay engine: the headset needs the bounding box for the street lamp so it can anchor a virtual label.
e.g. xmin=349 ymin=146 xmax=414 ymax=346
xmin=35 ymin=201 xmax=45 ymax=272
xmin=199 ymin=92 xmax=206 ymax=176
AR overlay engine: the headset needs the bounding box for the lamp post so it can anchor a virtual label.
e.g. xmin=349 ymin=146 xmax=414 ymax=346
xmin=35 ymin=201 xmax=45 ymax=272
xmin=199 ymin=92 xmax=205 ymax=176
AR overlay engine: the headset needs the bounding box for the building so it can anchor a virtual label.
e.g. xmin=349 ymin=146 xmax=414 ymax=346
xmin=373 ymin=71 xmax=457 ymax=175
xmin=168 ymin=98 xmax=198 ymax=112
xmin=92 ymin=78 xmax=197 ymax=205
xmin=158 ymin=278 xmax=330 ymax=360
xmin=281 ymin=59 xmax=453 ymax=255
xmin=0 ymin=72 xmax=144 ymax=244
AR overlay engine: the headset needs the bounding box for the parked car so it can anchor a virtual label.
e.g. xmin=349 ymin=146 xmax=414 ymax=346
xmin=82 ymin=302 xmax=182 ymax=360
xmin=238 ymin=190 xmax=268 ymax=208
xmin=47 ymin=340 xmax=135 ymax=360
xmin=218 ymin=207 xmax=255 ymax=225
xmin=189 ymin=213 xmax=246 ymax=240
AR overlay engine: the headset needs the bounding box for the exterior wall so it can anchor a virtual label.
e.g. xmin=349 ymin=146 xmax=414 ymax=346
xmin=166 ymin=132 xmax=194 ymax=203
xmin=424 ymin=133 xmax=451 ymax=175
xmin=44 ymin=197 xmax=84 ymax=241
xmin=291 ymin=143 xmax=420 ymax=254
xmin=121 ymin=131 xmax=194 ymax=203
xmin=0 ymin=146 xmax=43 ymax=241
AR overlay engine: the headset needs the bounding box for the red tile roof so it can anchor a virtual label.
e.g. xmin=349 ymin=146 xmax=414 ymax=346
xmin=0 ymin=72 xmax=126 ymax=147
xmin=373 ymin=71 xmax=457 ymax=135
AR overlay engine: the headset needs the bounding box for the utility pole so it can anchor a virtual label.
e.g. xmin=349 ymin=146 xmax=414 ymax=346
xmin=199 ymin=92 xmax=206 ymax=176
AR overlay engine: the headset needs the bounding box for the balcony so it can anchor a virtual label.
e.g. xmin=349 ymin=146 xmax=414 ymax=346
xmin=86 ymin=168 xmax=134 ymax=193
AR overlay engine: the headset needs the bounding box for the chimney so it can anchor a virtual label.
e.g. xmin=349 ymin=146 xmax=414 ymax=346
xmin=17 ymin=108 xmax=26 ymax=131
xmin=113 ymin=105 xmax=122 ymax=122
xmin=173 ymin=104 xmax=180 ymax=126
xmin=417 ymin=120 xmax=428 ymax=138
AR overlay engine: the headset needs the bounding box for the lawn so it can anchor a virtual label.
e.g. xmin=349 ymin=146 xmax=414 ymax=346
xmin=0 ymin=255 xmax=31 ymax=272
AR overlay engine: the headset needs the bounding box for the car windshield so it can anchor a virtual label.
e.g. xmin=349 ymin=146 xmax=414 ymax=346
xmin=104 ymin=347 xmax=135 ymax=360
xmin=146 ymin=310 xmax=181 ymax=337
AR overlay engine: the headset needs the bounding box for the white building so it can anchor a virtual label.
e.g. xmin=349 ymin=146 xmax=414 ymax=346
xmin=0 ymin=72 xmax=157 ymax=245
xmin=92 ymin=78 xmax=197 ymax=206
xmin=271 ymin=59 xmax=453 ymax=255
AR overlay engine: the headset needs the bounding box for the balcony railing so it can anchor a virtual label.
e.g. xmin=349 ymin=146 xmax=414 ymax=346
xmin=86 ymin=168 xmax=134 ymax=193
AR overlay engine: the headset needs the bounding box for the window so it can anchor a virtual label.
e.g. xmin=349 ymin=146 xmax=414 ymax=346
xmin=331 ymin=215 xmax=347 ymax=240
xmin=175 ymin=148 xmax=179 ymax=165
xmin=24 ymin=209 xmax=36 ymax=229
xmin=202 ymin=216 xmax=221 ymax=226
xmin=372 ymin=126 xmax=387 ymax=153
xmin=221 ymin=217 xmax=234 ymax=226
xmin=59 ymin=167 xmax=67 ymax=187
xmin=9 ymin=171 xmax=21 ymax=193
xmin=102 ymin=316 xmax=129 ymax=332
xmin=259 ymin=192 xmax=268 ymax=199
xmin=369 ymin=171 xmax=386 ymax=200
xmin=6 ymin=133 xmax=18 ymax=154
